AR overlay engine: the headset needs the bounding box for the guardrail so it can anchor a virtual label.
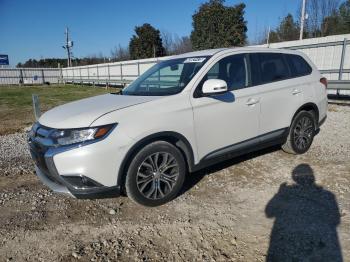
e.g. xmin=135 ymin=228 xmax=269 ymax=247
xmin=327 ymin=80 xmax=350 ymax=90
xmin=327 ymin=80 xmax=350 ymax=97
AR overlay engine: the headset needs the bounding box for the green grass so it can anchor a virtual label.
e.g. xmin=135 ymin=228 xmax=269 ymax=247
xmin=0 ymin=84 xmax=113 ymax=135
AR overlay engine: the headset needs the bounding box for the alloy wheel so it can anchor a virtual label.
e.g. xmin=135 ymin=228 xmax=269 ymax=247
xmin=136 ymin=152 xmax=180 ymax=200
xmin=293 ymin=116 xmax=314 ymax=151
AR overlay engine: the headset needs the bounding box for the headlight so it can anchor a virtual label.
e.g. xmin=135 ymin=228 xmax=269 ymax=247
xmin=50 ymin=124 xmax=116 ymax=146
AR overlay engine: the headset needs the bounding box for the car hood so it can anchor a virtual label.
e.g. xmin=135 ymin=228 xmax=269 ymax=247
xmin=39 ymin=94 xmax=161 ymax=129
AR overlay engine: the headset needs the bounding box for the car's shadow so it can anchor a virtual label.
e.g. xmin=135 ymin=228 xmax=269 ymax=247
xmin=179 ymin=145 xmax=281 ymax=196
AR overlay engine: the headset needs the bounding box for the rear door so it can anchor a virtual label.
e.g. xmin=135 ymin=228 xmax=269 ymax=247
xmin=250 ymin=52 xmax=304 ymax=136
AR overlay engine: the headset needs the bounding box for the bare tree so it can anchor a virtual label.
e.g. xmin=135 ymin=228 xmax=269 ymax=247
xmin=111 ymin=44 xmax=130 ymax=62
xmin=306 ymin=0 xmax=340 ymax=37
xmin=160 ymin=31 xmax=193 ymax=55
xmin=161 ymin=30 xmax=174 ymax=55
xmin=253 ymin=25 xmax=272 ymax=45
xmin=172 ymin=35 xmax=193 ymax=54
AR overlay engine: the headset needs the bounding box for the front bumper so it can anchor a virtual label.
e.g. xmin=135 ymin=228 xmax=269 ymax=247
xmin=35 ymin=165 xmax=73 ymax=196
xmin=28 ymin=123 xmax=125 ymax=199
xmin=34 ymin=165 xmax=121 ymax=199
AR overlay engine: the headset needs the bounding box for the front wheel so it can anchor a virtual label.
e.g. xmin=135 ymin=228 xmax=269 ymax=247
xmin=125 ymin=141 xmax=186 ymax=207
xmin=282 ymin=111 xmax=316 ymax=154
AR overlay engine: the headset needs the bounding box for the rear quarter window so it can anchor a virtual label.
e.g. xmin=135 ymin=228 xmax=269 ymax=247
xmin=286 ymin=54 xmax=312 ymax=77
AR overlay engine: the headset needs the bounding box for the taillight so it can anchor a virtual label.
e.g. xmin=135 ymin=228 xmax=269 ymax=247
xmin=320 ymin=77 xmax=328 ymax=88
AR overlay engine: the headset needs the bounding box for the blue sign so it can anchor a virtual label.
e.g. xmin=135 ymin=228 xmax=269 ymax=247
xmin=0 ymin=54 xmax=9 ymax=65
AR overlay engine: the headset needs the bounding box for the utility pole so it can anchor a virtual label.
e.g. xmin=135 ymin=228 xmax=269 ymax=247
xmin=62 ymin=27 xmax=73 ymax=67
xmin=266 ymin=26 xmax=271 ymax=46
xmin=300 ymin=0 xmax=306 ymax=40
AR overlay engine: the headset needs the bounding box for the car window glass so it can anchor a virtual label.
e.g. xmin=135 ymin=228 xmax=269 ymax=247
xmin=207 ymin=63 xmax=219 ymax=80
xmin=202 ymin=54 xmax=248 ymax=91
xmin=286 ymin=54 xmax=312 ymax=77
xmin=258 ymin=53 xmax=290 ymax=84
xmin=147 ymin=64 xmax=184 ymax=89
xmin=123 ymin=56 xmax=210 ymax=96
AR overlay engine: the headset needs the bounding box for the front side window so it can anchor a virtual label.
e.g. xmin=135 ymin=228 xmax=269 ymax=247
xmin=123 ymin=56 xmax=210 ymax=96
xmin=199 ymin=54 xmax=248 ymax=91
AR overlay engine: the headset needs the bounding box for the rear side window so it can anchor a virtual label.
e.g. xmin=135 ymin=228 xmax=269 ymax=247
xmin=255 ymin=53 xmax=291 ymax=84
xmin=286 ymin=54 xmax=312 ymax=77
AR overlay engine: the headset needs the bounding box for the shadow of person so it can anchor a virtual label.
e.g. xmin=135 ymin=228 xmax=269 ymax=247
xmin=265 ymin=164 xmax=343 ymax=262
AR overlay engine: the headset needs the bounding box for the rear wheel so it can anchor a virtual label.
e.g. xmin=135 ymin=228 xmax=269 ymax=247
xmin=125 ymin=141 xmax=186 ymax=207
xmin=282 ymin=111 xmax=316 ymax=154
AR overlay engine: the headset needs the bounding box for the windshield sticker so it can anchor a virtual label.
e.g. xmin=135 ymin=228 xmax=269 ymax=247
xmin=184 ymin=57 xmax=206 ymax=63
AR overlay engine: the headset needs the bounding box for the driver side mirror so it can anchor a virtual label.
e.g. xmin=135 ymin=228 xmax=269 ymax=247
xmin=202 ymin=79 xmax=228 ymax=95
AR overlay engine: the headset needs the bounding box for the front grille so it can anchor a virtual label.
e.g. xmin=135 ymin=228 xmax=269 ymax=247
xmin=29 ymin=123 xmax=61 ymax=183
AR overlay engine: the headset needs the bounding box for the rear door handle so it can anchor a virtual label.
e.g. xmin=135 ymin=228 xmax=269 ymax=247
xmin=292 ymin=89 xmax=302 ymax=95
xmin=246 ymin=98 xmax=259 ymax=106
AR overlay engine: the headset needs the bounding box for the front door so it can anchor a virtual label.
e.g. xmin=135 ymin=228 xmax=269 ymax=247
xmin=191 ymin=54 xmax=261 ymax=161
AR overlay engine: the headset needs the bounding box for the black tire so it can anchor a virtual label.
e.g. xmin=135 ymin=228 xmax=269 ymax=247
xmin=125 ymin=141 xmax=186 ymax=207
xmin=282 ymin=110 xmax=316 ymax=154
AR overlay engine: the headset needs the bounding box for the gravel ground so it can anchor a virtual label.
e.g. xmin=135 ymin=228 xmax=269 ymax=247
xmin=0 ymin=104 xmax=349 ymax=261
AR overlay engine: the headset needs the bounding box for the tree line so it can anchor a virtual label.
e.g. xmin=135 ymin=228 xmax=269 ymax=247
xmin=16 ymin=56 xmax=109 ymax=68
xmin=17 ymin=0 xmax=350 ymax=68
xmin=266 ymin=0 xmax=350 ymax=44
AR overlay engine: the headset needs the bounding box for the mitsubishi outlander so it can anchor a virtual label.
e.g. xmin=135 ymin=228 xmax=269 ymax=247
xmin=28 ymin=48 xmax=328 ymax=206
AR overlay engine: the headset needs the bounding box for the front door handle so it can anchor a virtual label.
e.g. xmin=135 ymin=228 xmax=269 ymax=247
xmin=292 ymin=89 xmax=302 ymax=95
xmin=246 ymin=98 xmax=259 ymax=106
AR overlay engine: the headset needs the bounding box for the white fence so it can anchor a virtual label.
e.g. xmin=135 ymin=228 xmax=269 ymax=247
xmin=1 ymin=34 xmax=349 ymax=91
xmin=259 ymin=34 xmax=350 ymax=81
xmin=0 ymin=68 xmax=61 ymax=85
xmin=60 ymin=34 xmax=350 ymax=87
xmin=61 ymin=57 xmax=169 ymax=86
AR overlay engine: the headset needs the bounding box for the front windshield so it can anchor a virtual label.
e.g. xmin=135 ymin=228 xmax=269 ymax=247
xmin=122 ymin=56 xmax=210 ymax=96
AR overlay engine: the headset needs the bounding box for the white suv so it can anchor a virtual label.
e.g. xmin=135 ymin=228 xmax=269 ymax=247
xmin=28 ymin=48 xmax=328 ymax=206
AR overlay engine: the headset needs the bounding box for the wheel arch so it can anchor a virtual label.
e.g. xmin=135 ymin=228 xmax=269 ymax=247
xmin=117 ymin=131 xmax=195 ymax=186
xmin=292 ymin=102 xmax=319 ymax=128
